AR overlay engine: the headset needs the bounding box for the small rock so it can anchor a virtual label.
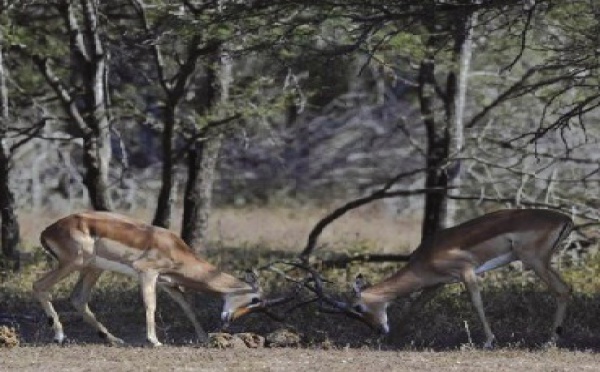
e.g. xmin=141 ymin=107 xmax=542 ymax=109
xmin=0 ymin=326 xmax=19 ymax=349
xmin=208 ymin=332 xmax=234 ymax=349
xmin=207 ymin=332 xmax=252 ymax=349
xmin=319 ymin=338 xmax=334 ymax=350
xmin=265 ymin=327 xmax=302 ymax=348
xmin=236 ymin=332 xmax=265 ymax=348
xmin=230 ymin=335 xmax=247 ymax=349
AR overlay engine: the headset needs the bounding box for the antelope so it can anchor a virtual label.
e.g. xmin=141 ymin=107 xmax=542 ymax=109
xmin=310 ymin=209 xmax=574 ymax=348
xmin=33 ymin=211 xmax=295 ymax=346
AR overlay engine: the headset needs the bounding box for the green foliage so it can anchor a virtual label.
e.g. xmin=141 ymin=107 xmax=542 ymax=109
xmin=380 ymin=30 xmax=426 ymax=61
xmin=562 ymin=253 xmax=600 ymax=293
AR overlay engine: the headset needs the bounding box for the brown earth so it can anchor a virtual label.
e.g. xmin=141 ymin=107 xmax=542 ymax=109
xmin=2 ymin=345 xmax=600 ymax=371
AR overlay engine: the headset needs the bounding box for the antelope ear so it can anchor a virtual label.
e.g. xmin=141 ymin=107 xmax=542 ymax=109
xmin=243 ymin=269 xmax=260 ymax=291
xmin=353 ymin=273 xmax=368 ymax=297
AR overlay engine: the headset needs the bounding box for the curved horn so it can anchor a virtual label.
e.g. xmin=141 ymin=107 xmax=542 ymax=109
xmin=353 ymin=273 xmax=368 ymax=298
xmin=256 ymin=260 xmax=376 ymax=330
xmin=282 ymin=262 xmax=377 ymax=330
xmin=261 ymin=277 xmax=306 ymax=307
xmin=243 ymin=269 xmax=260 ymax=291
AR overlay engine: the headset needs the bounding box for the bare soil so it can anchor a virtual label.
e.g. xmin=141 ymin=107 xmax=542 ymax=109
xmin=2 ymin=345 xmax=600 ymax=371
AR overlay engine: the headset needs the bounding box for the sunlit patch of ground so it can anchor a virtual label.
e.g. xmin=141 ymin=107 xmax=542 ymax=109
xmin=2 ymin=345 xmax=600 ymax=372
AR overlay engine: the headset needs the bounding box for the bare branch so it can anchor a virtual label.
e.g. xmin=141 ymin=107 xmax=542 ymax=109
xmin=30 ymin=56 xmax=89 ymax=136
xmin=299 ymin=184 xmax=451 ymax=262
xmin=9 ymin=118 xmax=49 ymax=153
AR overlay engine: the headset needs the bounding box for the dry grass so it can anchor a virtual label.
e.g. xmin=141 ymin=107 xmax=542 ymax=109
xmin=206 ymin=204 xmax=421 ymax=253
xmin=17 ymin=202 xmax=421 ymax=255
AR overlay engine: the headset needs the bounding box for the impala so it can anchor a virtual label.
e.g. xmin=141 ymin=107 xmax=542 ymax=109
xmin=33 ymin=211 xmax=294 ymax=346
xmin=314 ymin=209 xmax=574 ymax=348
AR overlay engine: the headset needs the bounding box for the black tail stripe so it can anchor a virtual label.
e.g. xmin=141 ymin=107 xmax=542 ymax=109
xmin=40 ymin=236 xmax=59 ymax=261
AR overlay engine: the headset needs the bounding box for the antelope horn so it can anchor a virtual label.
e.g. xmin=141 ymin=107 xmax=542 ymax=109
xmin=261 ymin=277 xmax=307 ymax=308
xmin=279 ymin=262 xmax=355 ymax=313
xmin=258 ymin=261 xmax=370 ymax=327
xmin=284 ymin=262 xmax=377 ymax=329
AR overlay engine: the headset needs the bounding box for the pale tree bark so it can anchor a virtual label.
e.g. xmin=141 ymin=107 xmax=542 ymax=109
xmin=71 ymin=0 xmax=112 ymax=210
xmin=0 ymin=25 xmax=21 ymax=270
xmin=181 ymin=47 xmax=230 ymax=255
xmin=35 ymin=0 xmax=112 ymax=211
xmin=419 ymin=5 xmax=481 ymax=241
xmin=445 ymin=10 xmax=477 ymax=227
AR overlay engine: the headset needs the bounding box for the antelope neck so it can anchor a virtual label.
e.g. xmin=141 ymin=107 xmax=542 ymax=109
xmin=362 ymin=266 xmax=424 ymax=303
xmin=167 ymin=260 xmax=253 ymax=297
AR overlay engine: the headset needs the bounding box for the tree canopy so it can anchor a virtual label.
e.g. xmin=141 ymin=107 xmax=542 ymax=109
xmin=1 ymin=0 xmax=599 ymax=266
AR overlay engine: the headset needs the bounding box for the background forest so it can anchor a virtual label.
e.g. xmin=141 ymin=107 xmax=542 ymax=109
xmin=0 ymin=0 xmax=599 ymax=269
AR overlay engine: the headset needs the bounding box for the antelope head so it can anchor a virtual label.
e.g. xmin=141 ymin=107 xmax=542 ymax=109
xmin=348 ymin=274 xmax=390 ymax=335
xmin=291 ymin=264 xmax=388 ymax=335
xmin=221 ymin=270 xmax=301 ymax=326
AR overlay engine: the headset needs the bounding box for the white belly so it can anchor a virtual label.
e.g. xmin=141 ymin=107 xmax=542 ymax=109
xmin=90 ymin=256 xmax=139 ymax=278
xmin=475 ymin=252 xmax=516 ymax=274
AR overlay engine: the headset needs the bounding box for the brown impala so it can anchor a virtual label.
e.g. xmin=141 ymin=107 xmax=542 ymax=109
xmin=316 ymin=209 xmax=574 ymax=348
xmin=33 ymin=211 xmax=295 ymax=346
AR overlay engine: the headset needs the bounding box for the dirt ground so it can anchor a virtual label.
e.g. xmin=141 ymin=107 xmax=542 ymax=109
xmin=2 ymin=345 xmax=600 ymax=371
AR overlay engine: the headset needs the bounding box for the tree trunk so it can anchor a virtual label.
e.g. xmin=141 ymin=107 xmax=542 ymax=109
xmin=418 ymin=35 xmax=450 ymax=241
xmin=181 ymin=136 xmax=222 ymax=253
xmin=32 ymin=1 xmax=112 ymax=212
xmin=421 ymin=138 xmax=450 ymax=241
xmin=445 ymin=10 xmax=476 ymax=227
xmin=181 ymin=48 xmax=228 ymax=255
xmin=73 ymin=0 xmax=113 ymax=211
xmin=0 ymin=30 xmax=20 ymax=270
xmin=152 ymin=106 xmax=176 ymax=228
xmin=0 ymin=134 xmax=20 ymax=270
xmin=0 ymin=158 xmax=21 ymax=270
xmin=82 ymin=134 xmax=112 ymax=211
xmin=417 ymin=6 xmax=478 ymax=242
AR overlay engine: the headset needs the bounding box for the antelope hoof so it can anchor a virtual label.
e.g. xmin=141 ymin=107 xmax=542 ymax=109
xmin=108 ymin=336 xmax=125 ymax=346
xmin=147 ymin=339 xmax=163 ymax=347
xmin=99 ymin=331 xmax=125 ymax=346
xmin=53 ymin=333 xmax=67 ymax=345
xmin=483 ymin=337 xmax=496 ymax=350
xmin=54 ymin=337 xmax=70 ymax=346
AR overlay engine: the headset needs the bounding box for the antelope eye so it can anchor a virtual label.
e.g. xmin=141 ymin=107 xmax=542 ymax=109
xmin=250 ymin=297 xmax=260 ymax=305
xmin=353 ymin=304 xmax=363 ymax=313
